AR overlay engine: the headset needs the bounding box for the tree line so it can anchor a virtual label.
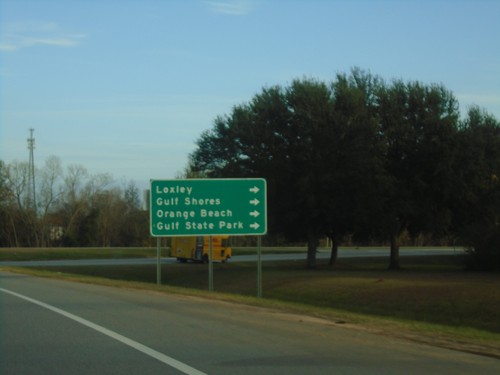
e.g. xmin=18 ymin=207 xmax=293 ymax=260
xmin=189 ymin=68 xmax=500 ymax=271
xmin=2 ymin=68 xmax=499 ymax=271
xmin=0 ymin=156 xmax=149 ymax=248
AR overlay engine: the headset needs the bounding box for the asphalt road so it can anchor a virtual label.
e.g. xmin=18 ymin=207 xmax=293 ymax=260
xmin=1 ymin=271 xmax=498 ymax=375
xmin=0 ymin=247 xmax=461 ymax=267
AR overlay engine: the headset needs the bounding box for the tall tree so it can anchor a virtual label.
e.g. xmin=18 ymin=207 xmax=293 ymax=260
xmin=191 ymin=76 xmax=389 ymax=268
xmin=37 ymin=156 xmax=63 ymax=246
xmin=0 ymin=161 xmax=15 ymax=246
xmin=377 ymin=80 xmax=459 ymax=268
xmin=453 ymin=107 xmax=500 ymax=270
xmin=191 ymin=79 xmax=336 ymax=268
xmin=120 ymin=181 xmax=149 ymax=246
xmin=59 ymin=164 xmax=90 ymax=245
xmin=3 ymin=161 xmax=37 ymax=246
xmin=326 ymin=70 xmax=388 ymax=264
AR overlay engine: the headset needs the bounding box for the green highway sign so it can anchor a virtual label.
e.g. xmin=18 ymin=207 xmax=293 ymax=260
xmin=150 ymin=178 xmax=267 ymax=237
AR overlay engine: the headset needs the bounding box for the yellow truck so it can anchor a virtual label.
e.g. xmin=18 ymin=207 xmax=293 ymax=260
xmin=170 ymin=236 xmax=232 ymax=263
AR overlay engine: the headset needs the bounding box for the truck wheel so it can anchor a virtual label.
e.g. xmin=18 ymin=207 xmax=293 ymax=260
xmin=202 ymin=254 xmax=209 ymax=264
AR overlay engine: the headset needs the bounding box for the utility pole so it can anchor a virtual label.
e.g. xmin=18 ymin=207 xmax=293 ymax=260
xmin=27 ymin=128 xmax=36 ymax=212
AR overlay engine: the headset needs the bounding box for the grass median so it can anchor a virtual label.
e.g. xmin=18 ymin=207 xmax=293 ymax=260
xmin=2 ymin=249 xmax=500 ymax=357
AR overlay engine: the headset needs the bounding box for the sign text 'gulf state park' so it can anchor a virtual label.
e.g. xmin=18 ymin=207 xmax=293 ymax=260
xmin=150 ymin=178 xmax=267 ymax=237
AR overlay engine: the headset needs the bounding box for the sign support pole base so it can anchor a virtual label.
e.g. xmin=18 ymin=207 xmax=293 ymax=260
xmin=208 ymin=236 xmax=214 ymax=292
xmin=257 ymin=236 xmax=262 ymax=298
xmin=156 ymin=237 xmax=161 ymax=285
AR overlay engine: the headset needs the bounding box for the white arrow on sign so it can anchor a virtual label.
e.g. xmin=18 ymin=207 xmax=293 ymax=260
xmin=250 ymin=223 xmax=260 ymax=230
xmin=249 ymin=186 xmax=260 ymax=194
xmin=249 ymin=210 xmax=260 ymax=218
xmin=250 ymin=198 xmax=260 ymax=206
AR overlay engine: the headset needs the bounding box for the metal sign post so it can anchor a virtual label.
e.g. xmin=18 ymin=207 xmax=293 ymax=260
xmin=156 ymin=237 xmax=161 ymax=285
xmin=208 ymin=236 xmax=214 ymax=292
xmin=257 ymin=236 xmax=262 ymax=298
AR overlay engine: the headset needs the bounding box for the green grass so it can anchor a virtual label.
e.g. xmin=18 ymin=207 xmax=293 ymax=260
xmin=2 ymin=249 xmax=500 ymax=357
xmin=16 ymin=255 xmax=499 ymax=333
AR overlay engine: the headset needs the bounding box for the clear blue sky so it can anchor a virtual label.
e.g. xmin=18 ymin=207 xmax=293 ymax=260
xmin=1 ymin=0 xmax=499 ymax=191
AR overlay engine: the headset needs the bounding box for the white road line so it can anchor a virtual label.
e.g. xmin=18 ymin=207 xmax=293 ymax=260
xmin=0 ymin=287 xmax=207 ymax=375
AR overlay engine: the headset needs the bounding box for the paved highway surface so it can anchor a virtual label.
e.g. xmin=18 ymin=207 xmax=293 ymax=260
xmin=0 ymin=247 xmax=461 ymax=267
xmin=1 ymin=270 xmax=498 ymax=375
